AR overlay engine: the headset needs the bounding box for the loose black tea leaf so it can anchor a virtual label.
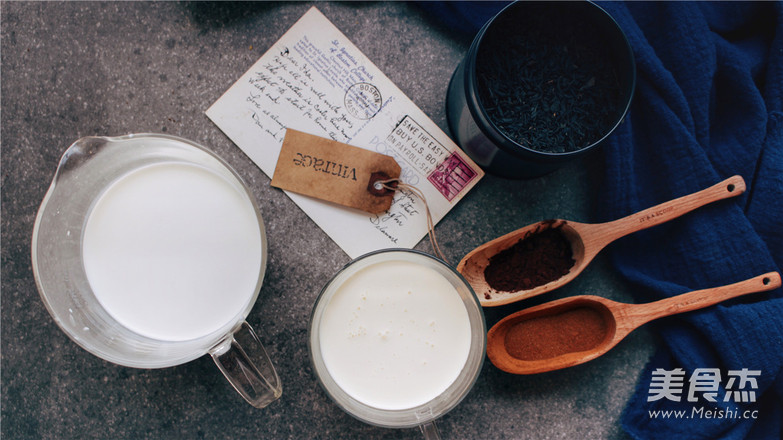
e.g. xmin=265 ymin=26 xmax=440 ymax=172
xmin=476 ymin=2 xmax=622 ymax=154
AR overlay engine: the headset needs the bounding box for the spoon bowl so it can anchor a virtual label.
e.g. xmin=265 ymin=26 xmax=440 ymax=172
xmin=458 ymin=175 xmax=746 ymax=307
xmin=487 ymin=272 xmax=781 ymax=375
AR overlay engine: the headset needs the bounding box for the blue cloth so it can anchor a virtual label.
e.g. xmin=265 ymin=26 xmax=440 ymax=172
xmin=413 ymin=1 xmax=510 ymax=35
xmin=596 ymin=2 xmax=783 ymax=439
xmin=417 ymin=1 xmax=783 ymax=438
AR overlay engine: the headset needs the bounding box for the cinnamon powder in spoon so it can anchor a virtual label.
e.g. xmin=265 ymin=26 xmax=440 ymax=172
xmin=484 ymin=227 xmax=575 ymax=292
xmin=504 ymin=307 xmax=608 ymax=361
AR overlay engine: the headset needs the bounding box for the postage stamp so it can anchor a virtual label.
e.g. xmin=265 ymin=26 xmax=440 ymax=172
xmin=428 ymin=152 xmax=478 ymax=201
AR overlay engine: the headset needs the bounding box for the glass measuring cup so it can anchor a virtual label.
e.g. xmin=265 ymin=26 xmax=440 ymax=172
xmin=31 ymin=134 xmax=281 ymax=408
xmin=308 ymin=249 xmax=485 ymax=438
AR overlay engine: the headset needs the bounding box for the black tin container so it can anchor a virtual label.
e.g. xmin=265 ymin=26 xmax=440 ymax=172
xmin=446 ymin=1 xmax=636 ymax=179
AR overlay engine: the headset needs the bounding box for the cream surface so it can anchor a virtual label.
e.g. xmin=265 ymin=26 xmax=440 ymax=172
xmin=319 ymin=260 xmax=471 ymax=410
xmin=82 ymin=162 xmax=263 ymax=341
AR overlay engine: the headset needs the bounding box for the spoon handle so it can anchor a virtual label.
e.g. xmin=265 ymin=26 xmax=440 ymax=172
xmin=626 ymin=272 xmax=781 ymax=327
xmin=596 ymin=175 xmax=745 ymax=247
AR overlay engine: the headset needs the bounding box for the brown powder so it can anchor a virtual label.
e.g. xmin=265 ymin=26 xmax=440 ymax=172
xmin=504 ymin=307 xmax=608 ymax=361
xmin=484 ymin=227 xmax=575 ymax=292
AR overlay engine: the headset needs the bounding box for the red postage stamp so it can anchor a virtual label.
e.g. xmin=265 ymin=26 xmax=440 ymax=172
xmin=428 ymin=152 xmax=478 ymax=201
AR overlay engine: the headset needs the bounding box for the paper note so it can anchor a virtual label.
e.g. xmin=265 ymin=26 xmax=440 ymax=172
xmin=206 ymin=7 xmax=483 ymax=258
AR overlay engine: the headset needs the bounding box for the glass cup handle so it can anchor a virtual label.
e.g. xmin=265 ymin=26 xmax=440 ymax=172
xmin=419 ymin=421 xmax=442 ymax=440
xmin=209 ymin=321 xmax=282 ymax=408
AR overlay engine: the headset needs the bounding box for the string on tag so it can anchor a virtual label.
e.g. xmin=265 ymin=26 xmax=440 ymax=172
xmin=375 ymin=178 xmax=449 ymax=265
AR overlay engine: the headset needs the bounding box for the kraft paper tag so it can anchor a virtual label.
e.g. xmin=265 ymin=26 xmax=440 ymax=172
xmin=271 ymin=129 xmax=401 ymax=214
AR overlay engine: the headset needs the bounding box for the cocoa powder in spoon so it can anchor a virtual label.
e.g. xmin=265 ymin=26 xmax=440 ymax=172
xmin=484 ymin=226 xmax=575 ymax=292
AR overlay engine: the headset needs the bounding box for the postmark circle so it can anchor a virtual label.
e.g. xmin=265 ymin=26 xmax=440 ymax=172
xmin=344 ymin=82 xmax=382 ymax=120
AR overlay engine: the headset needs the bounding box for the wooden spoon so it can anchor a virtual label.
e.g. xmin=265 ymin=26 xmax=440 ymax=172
xmin=487 ymin=272 xmax=781 ymax=375
xmin=458 ymin=175 xmax=746 ymax=307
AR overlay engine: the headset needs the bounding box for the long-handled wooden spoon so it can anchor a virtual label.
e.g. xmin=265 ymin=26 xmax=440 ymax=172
xmin=487 ymin=272 xmax=780 ymax=375
xmin=458 ymin=175 xmax=746 ymax=307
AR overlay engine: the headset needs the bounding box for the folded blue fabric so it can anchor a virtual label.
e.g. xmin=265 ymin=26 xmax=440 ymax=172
xmin=596 ymin=2 xmax=783 ymax=439
xmin=417 ymin=1 xmax=783 ymax=438
xmin=413 ymin=1 xmax=509 ymax=35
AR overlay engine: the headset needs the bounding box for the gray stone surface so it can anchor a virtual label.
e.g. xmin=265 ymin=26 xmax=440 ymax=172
xmin=1 ymin=2 xmax=653 ymax=439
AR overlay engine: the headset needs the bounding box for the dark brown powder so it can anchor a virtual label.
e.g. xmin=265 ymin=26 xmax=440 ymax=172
xmin=484 ymin=227 xmax=574 ymax=292
xmin=504 ymin=307 xmax=608 ymax=361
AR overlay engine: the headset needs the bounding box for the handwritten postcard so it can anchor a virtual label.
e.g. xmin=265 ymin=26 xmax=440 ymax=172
xmin=207 ymin=7 xmax=483 ymax=258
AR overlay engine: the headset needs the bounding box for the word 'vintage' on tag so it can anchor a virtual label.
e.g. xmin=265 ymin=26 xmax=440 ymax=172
xmin=271 ymin=129 xmax=401 ymax=214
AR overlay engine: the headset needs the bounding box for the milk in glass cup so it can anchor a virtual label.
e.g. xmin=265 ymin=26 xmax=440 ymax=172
xmin=32 ymin=134 xmax=281 ymax=408
xmin=309 ymin=249 xmax=485 ymax=438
